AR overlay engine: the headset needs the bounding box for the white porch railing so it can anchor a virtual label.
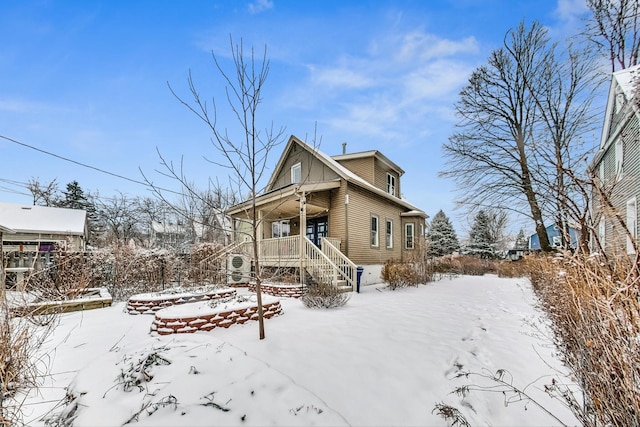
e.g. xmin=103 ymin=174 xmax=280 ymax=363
xmin=320 ymin=237 xmax=356 ymax=289
xmin=230 ymin=235 xmax=355 ymax=291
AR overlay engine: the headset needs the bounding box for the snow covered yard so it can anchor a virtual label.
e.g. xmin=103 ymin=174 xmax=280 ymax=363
xmin=23 ymin=275 xmax=577 ymax=426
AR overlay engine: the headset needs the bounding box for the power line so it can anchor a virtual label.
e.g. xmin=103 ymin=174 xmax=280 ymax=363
xmin=0 ymin=134 xmax=182 ymax=196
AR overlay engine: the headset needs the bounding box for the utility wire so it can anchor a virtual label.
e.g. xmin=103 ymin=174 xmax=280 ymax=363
xmin=0 ymin=134 xmax=182 ymax=196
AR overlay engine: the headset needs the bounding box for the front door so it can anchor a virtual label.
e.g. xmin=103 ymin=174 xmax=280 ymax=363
xmin=306 ymin=216 xmax=328 ymax=247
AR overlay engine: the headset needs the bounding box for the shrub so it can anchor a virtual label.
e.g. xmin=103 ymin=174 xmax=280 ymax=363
xmin=429 ymin=256 xmax=497 ymax=276
xmin=381 ymin=260 xmax=420 ymax=290
xmin=527 ymin=251 xmax=640 ymax=425
xmin=301 ymin=283 xmax=349 ymax=309
xmin=1 ymin=295 xmax=57 ymax=425
xmin=495 ymin=259 xmax=530 ymax=278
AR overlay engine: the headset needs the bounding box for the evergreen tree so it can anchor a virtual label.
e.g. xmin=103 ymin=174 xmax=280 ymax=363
xmin=465 ymin=210 xmax=496 ymax=258
xmin=426 ymin=210 xmax=459 ymax=257
xmin=58 ymin=181 xmax=100 ymax=245
xmin=514 ymin=229 xmax=528 ymax=250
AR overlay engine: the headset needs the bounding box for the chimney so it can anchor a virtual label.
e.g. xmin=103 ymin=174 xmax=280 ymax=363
xmin=342 ymin=141 xmax=347 ymax=155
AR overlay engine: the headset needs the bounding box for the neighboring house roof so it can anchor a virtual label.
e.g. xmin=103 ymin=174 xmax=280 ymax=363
xmin=591 ymin=64 xmax=640 ymax=169
xmin=332 ymin=150 xmax=405 ymax=176
xmin=0 ymin=201 xmax=87 ymax=236
xmin=151 ymin=221 xmax=188 ymax=234
xmin=0 ymin=223 xmax=15 ymax=233
xmin=256 ymin=135 xmax=427 ymax=217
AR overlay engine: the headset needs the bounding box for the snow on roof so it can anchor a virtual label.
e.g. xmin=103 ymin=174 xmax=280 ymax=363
xmin=0 ymin=201 xmax=87 ymax=236
xmin=613 ymin=63 xmax=640 ymax=100
xmin=151 ymin=221 xmax=187 ymax=234
xmin=297 ymin=138 xmax=426 ymax=215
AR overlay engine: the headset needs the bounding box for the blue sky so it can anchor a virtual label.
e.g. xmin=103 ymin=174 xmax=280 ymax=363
xmin=0 ymin=0 xmax=593 ymax=234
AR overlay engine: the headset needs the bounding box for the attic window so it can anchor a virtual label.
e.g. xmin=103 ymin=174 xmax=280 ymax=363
xmin=291 ymin=162 xmax=301 ymax=184
xmin=386 ymin=173 xmax=396 ymax=196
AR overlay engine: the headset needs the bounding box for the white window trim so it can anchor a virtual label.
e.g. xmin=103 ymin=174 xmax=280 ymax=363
xmin=371 ymin=215 xmax=379 ymax=247
xmin=405 ymin=223 xmax=415 ymax=250
xmin=598 ymin=218 xmax=605 ymax=250
xmin=627 ymin=197 xmax=637 ymax=254
xmin=386 ymin=173 xmax=396 ymax=196
xmin=386 ymin=219 xmax=393 ymax=249
xmin=615 ymin=139 xmax=624 ymax=181
xmin=291 ymin=162 xmax=301 ymax=184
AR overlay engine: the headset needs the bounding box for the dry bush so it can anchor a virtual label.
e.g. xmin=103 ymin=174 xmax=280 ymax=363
xmin=527 ymin=251 xmax=640 ymax=425
xmin=1 ymin=298 xmax=57 ymax=426
xmin=301 ymin=283 xmax=349 ymax=309
xmin=495 ymin=259 xmax=530 ymax=278
xmin=430 ymin=256 xmax=497 ymax=276
xmin=381 ymin=261 xmax=420 ymax=290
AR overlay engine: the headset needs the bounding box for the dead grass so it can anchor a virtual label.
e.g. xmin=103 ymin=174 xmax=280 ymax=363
xmin=527 ymin=251 xmax=640 ymax=425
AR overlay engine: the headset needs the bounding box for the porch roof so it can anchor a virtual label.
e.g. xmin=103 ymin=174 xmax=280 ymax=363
xmin=226 ymin=180 xmax=341 ymax=218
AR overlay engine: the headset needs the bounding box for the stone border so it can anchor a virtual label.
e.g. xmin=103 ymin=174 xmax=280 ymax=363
xmin=248 ymin=283 xmax=306 ymax=298
xmin=151 ymin=300 xmax=283 ymax=335
xmin=127 ymin=288 xmax=236 ymax=315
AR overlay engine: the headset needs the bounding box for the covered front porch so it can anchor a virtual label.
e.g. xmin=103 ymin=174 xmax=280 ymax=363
xmin=227 ymin=181 xmax=358 ymax=291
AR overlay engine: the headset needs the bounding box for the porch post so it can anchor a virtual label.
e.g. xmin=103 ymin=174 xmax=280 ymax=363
xmin=299 ymin=192 xmax=306 ymax=285
xmin=257 ymin=209 xmax=264 ymax=260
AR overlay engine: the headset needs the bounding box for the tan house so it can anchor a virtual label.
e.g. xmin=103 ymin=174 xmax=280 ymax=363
xmin=226 ymin=135 xmax=428 ymax=291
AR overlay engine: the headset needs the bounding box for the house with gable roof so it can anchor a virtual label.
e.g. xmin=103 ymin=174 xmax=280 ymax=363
xmin=226 ymin=135 xmax=428 ymax=291
xmin=589 ymin=64 xmax=640 ymax=255
xmin=0 ymin=201 xmax=88 ymax=289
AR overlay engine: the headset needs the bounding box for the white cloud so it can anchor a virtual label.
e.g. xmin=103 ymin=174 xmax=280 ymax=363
xmin=293 ymin=29 xmax=479 ymax=149
xmin=309 ymin=65 xmax=375 ymax=89
xmin=555 ymin=0 xmax=589 ymax=21
xmin=394 ymin=32 xmax=478 ymax=62
xmin=248 ymin=0 xmax=274 ymax=15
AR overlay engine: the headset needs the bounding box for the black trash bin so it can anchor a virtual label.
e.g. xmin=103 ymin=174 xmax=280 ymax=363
xmin=356 ymin=266 xmax=364 ymax=293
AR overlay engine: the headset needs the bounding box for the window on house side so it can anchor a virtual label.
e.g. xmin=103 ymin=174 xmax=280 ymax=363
xmin=371 ymin=215 xmax=379 ymax=247
xmin=627 ymin=197 xmax=637 ymax=254
xmin=405 ymin=223 xmax=414 ymax=250
xmin=615 ymin=139 xmax=624 ymax=181
xmin=291 ymin=162 xmax=301 ymax=184
xmin=386 ymin=173 xmax=396 ymax=196
xmin=386 ymin=219 xmax=393 ymax=249
xmin=598 ymin=218 xmax=605 ymax=250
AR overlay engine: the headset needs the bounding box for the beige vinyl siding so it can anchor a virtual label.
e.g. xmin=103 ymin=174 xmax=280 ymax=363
xmin=338 ymin=184 xmax=403 ymax=265
xmin=336 ymin=157 xmax=375 ymax=186
xmin=269 ymin=143 xmax=340 ymax=190
xmin=327 ymin=184 xmax=347 ymax=252
xmin=374 ymin=160 xmax=401 ymax=197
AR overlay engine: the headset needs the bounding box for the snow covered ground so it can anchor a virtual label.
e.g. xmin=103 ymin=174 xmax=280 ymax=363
xmin=21 ymin=275 xmax=578 ymax=426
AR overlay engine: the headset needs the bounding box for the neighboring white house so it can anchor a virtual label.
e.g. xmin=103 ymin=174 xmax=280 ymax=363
xmin=0 ymin=201 xmax=88 ymax=251
xmin=0 ymin=201 xmax=88 ymax=289
xmin=588 ymin=64 xmax=640 ymax=255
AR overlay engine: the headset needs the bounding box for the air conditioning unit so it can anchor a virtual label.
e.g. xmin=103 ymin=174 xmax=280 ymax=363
xmin=227 ymin=254 xmax=251 ymax=285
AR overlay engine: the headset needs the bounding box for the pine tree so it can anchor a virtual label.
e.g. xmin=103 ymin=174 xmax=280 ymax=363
xmin=426 ymin=210 xmax=459 ymax=257
xmin=465 ymin=210 xmax=496 ymax=258
xmin=58 ymin=181 xmax=100 ymax=245
xmin=514 ymin=229 xmax=528 ymax=250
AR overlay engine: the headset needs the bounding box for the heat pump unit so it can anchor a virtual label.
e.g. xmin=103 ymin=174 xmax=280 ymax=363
xmin=227 ymin=254 xmax=251 ymax=284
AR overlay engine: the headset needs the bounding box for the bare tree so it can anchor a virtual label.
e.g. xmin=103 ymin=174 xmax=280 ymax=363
xmin=442 ymin=21 xmax=553 ymax=252
xmin=583 ymin=0 xmax=640 ymax=72
xmin=27 ymin=177 xmax=59 ymax=206
xmin=525 ymin=44 xmax=604 ymax=251
xmin=95 ymin=192 xmax=142 ymax=245
xmin=169 ymin=36 xmax=286 ymax=340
